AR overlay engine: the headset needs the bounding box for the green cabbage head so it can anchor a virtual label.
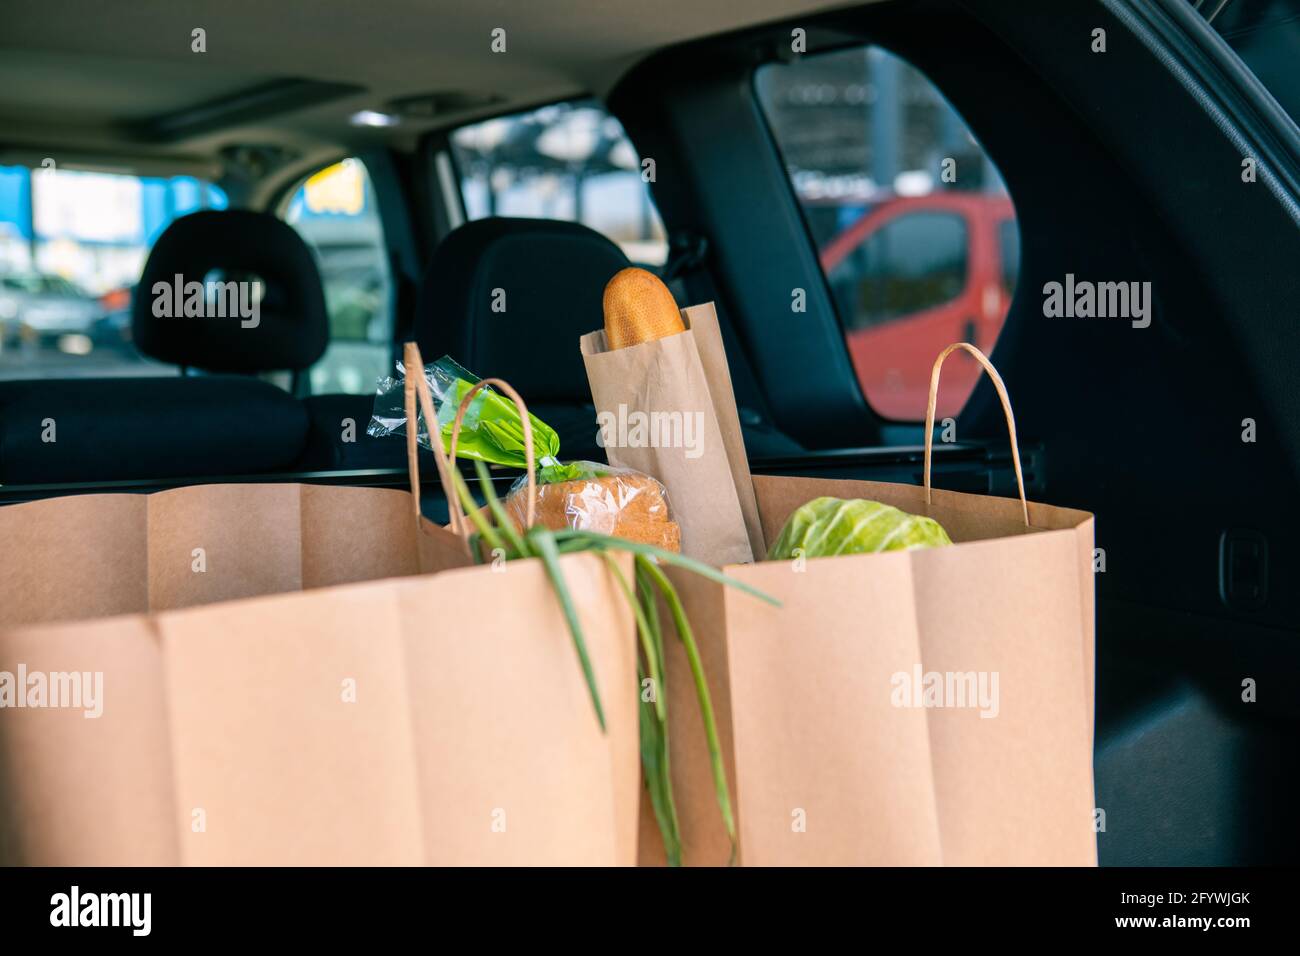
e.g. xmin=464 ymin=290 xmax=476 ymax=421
xmin=767 ymin=496 xmax=952 ymax=560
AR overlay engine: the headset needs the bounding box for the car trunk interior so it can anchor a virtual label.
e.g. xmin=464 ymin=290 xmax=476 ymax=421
xmin=1 ymin=0 xmax=1298 ymax=866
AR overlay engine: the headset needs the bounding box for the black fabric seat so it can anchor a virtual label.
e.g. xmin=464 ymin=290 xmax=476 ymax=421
xmin=0 ymin=376 xmax=307 ymax=484
xmin=297 ymin=391 xmax=443 ymax=474
xmin=300 ymin=217 xmax=628 ymax=469
xmin=0 ymin=210 xmax=325 ymax=485
xmin=410 ymin=217 xmax=626 ymax=463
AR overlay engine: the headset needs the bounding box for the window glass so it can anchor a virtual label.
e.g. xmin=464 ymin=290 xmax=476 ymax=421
xmin=284 ymin=158 xmax=393 ymax=395
xmin=0 ymin=165 xmax=226 ymax=380
xmin=451 ymin=100 xmax=668 ymax=266
xmin=830 ymin=211 xmax=968 ymax=330
xmin=998 ymin=219 xmax=1020 ymax=296
xmin=756 ymin=46 xmax=1019 ymax=421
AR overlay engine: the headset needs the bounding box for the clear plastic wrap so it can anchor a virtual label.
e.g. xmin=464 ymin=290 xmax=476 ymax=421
xmin=368 ymin=354 xmax=562 ymax=468
xmin=505 ymin=461 xmax=680 ymax=552
xmin=368 ymin=356 xmax=680 ymax=551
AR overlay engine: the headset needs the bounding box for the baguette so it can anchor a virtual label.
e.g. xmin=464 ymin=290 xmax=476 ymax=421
xmin=602 ymin=267 xmax=685 ymax=349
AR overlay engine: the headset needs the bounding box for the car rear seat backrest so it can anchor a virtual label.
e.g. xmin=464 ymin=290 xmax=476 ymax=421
xmin=412 ymin=218 xmax=629 ymax=405
xmin=414 ymin=217 xmax=632 ymax=462
xmin=0 ymin=210 xmax=323 ymax=485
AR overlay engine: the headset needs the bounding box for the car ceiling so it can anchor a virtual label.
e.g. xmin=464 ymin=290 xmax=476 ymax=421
xmin=0 ymin=0 xmax=867 ymax=186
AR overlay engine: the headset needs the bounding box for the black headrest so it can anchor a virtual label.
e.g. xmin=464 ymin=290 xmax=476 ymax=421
xmin=412 ymin=218 xmax=630 ymax=402
xmin=133 ymin=210 xmax=328 ymax=373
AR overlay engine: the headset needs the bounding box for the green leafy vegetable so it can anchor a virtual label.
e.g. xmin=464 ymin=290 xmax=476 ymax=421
xmin=436 ymin=370 xmax=562 ymax=470
xmin=420 ymin=359 xmax=617 ymax=488
xmin=767 ymin=496 xmax=952 ymax=560
xmin=537 ymin=460 xmax=609 ymax=485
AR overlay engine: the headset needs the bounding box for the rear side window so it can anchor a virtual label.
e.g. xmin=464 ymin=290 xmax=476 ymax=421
xmin=829 ymin=211 xmax=969 ymax=330
xmin=450 ymin=100 xmax=668 ymax=266
xmin=756 ymin=46 xmax=1019 ymax=421
xmin=999 ymin=219 xmax=1020 ymax=295
xmin=0 ymin=164 xmax=226 ymax=380
xmin=283 ymin=158 xmax=393 ymax=395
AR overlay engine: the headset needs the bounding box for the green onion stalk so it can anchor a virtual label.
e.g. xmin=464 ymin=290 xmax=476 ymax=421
xmin=448 ymin=456 xmax=777 ymax=866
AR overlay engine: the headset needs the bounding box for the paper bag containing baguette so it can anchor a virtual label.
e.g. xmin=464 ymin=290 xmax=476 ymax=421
xmin=580 ymin=269 xmax=764 ymax=565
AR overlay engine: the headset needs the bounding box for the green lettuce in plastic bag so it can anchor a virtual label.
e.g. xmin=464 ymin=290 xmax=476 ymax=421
xmin=767 ymin=496 xmax=952 ymax=560
xmin=368 ymin=354 xmax=599 ymax=483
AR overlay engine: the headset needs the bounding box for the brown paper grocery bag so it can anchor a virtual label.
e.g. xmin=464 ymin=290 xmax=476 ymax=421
xmin=0 ymin=347 xmax=639 ymax=865
xmin=581 ymin=303 xmax=763 ymax=565
xmin=653 ymin=343 xmax=1096 ymax=866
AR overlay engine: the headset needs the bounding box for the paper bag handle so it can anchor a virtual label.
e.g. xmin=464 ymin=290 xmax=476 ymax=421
xmin=400 ymin=341 xmax=538 ymax=539
xmin=923 ymin=342 xmax=1030 ymax=527
xmin=447 ymin=378 xmax=538 ymax=531
xmin=403 ymin=341 xmax=465 ymax=537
